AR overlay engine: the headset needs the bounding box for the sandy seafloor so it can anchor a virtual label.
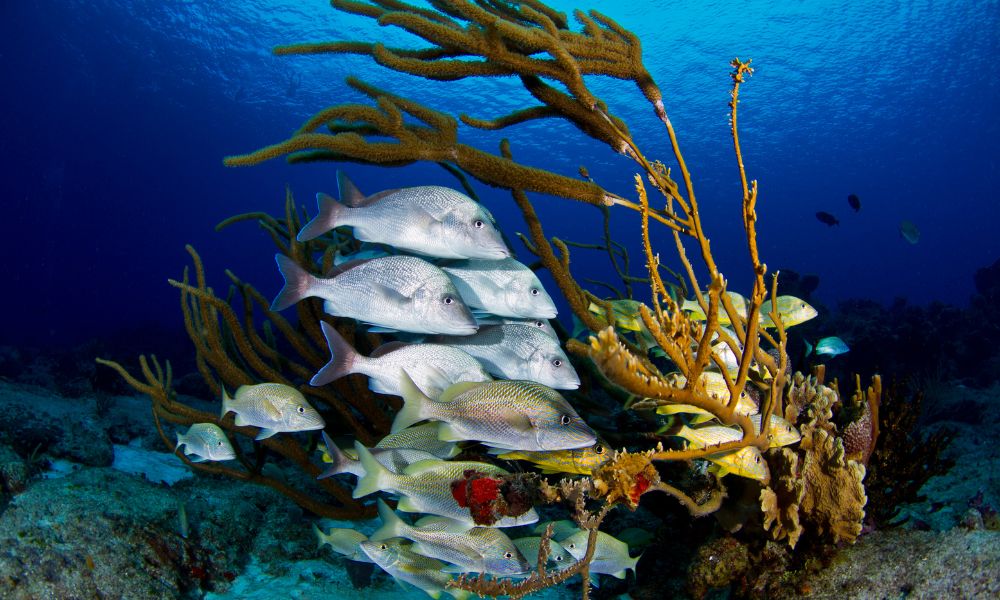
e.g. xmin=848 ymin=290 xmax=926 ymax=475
xmin=0 ymin=378 xmax=997 ymax=600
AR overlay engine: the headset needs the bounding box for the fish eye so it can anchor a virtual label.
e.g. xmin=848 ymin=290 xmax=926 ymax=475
xmin=474 ymin=219 xmax=485 ymax=229
xmin=532 ymin=320 xmax=543 ymax=327
xmin=297 ymin=406 xmax=305 ymax=413
xmin=504 ymin=552 xmax=513 ymax=559
xmin=555 ymin=555 xmax=564 ymax=561
xmin=754 ymin=455 xmax=761 ymax=463
xmin=594 ymin=444 xmax=605 ymax=454
xmin=560 ymin=414 xmax=572 ymax=425
xmin=552 ymin=359 xmax=563 ymax=367
xmin=530 ymin=288 xmax=540 ymax=296
xmin=380 ymin=543 xmax=388 ymax=550
xmin=567 ymin=543 xmax=576 ymax=550
xmin=217 ymin=441 xmax=224 ymax=446
xmin=443 ymin=296 xmax=455 ymax=305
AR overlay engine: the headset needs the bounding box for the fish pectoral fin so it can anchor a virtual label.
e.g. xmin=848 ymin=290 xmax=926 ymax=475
xmin=396 ymin=496 xmax=420 ymax=513
xmin=440 ymin=563 xmax=467 ymax=574
xmin=255 ymin=428 xmax=279 ymax=441
xmin=366 ymin=325 xmax=402 ymax=334
xmin=371 ymin=283 xmax=413 ymax=310
xmin=262 ymin=398 xmax=283 ymax=421
xmin=188 ymin=455 xmax=208 ymax=463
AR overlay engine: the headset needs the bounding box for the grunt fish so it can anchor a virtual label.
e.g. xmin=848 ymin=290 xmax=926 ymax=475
xmin=352 ymin=443 xmax=539 ymax=527
xmin=806 ymin=336 xmax=850 ymax=358
xmin=393 ymin=374 xmax=596 ymax=451
xmin=297 ymin=171 xmax=509 ymax=261
xmin=760 ymin=296 xmax=818 ymax=328
xmin=442 ymin=258 xmax=557 ymax=320
xmin=220 ymin=383 xmax=325 ymax=440
xmin=433 ymin=324 xmax=580 ymax=389
xmin=271 ymin=254 xmax=478 ymax=335
xmin=673 ymin=423 xmax=769 ymax=482
xmin=315 ymin=525 xmax=372 ymax=562
xmin=312 ymin=321 xmax=491 ymax=398
xmin=374 ymin=422 xmax=460 ymax=459
xmin=318 ymin=431 xmax=439 ymax=478
xmin=512 ymin=536 xmax=573 ymax=573
xmin=560 ymin=529 xmax=641 ymax=579
xmin=175 ymin=423 xmax=235 ymax=462
xmin=359 ymin=538 xmax=471 ymax=600
xmin=372 ymin=499 xmax=530 ymax=576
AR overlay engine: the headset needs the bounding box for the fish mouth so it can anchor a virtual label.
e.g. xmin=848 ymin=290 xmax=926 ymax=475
xmin=442 ymin=322 xmax=479 ymax=335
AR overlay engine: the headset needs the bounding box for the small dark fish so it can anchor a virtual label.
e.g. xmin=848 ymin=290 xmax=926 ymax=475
xmin=815 ymin=211 xmax=839 ymax=226
xmin=847 ymin=194 xmax=861 ymax=212
xmin=899 ymin=220 xmax=920 ymax=244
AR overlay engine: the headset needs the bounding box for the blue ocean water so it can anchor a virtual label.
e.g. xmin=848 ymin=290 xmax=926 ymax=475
xmin=3 ymin=0 xmax=998 ymax=350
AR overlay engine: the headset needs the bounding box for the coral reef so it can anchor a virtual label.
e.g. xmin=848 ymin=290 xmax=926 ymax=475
xmin=97 ymin=1 xmax=896 ymax=598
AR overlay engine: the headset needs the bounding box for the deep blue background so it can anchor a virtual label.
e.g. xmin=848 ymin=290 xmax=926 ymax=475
xmin=3 ymin=0 xmax=998 ymax=350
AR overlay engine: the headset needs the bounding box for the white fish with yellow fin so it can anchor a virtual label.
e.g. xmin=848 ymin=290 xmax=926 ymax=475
xmin=560 ymin=529 xmax=641 ymax=579
xmin=220 ymin=383 xmax=325 ymax=440
xmin=760 ymin=295 xmax=818 ymax=328
xmin=673 ymin=423 xmax=770 ymax=482
xmin=360 ymin=538 xmax=472 ymax=600
xmin=175 ymin=423 xmax=235 ymax=462
xmin=314 ymin=525 xmax=371 ymax=562
xmin=393 ymin=373 xmax=596 ymax=452
xmin=352 ymin=442 xmax=539 ymax=527
xmin=318 ymin=431 xmax=439 ymax=478
xmin=371 ymin=499 xmax=530 ymax=576
xmin=298 ymin=171 xmax=509 ymax=261
xmin=374 ymin=422 xmax=459 ymax=459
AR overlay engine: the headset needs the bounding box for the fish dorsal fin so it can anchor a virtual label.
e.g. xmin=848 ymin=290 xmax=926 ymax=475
xmin=402 ymin=458 xmax=447 ymax=476
xmin=371 ymin=341 xmax=410 ymax=358
xmin=438 ymin=380 xmax=486 ymax=403
xmin=336 ymin=171 xmax=365 ymax=207
xmin=323 ymin=257 xmax=380 ymax=278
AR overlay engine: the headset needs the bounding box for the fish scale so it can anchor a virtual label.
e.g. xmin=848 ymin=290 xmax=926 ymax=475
xmin=442 ymin=258 xmax=557 ymax=319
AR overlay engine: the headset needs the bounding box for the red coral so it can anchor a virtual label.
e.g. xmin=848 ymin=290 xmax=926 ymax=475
xmin=450 ymin=469 xmax=539 ymax=526
xmin=630 ymin=472 xmax=652 ymax=504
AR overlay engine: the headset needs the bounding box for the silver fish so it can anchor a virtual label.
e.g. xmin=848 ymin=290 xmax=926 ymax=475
xmin=512 ymin=536 xmax=573 ymax=573
xmin=352 ymin=443 xmax=539 ymax=527
xmin=312 ymin=321 xmax=491 ymax=398
xmin=441 ymin=258 xmax=557 ymax=320
xmin=359 ymin=539 xmax=471 ymax=600
xmin=271 ymin=254 xmax=478 ymax=335
xmin=561 ymin=529 xmax=641 ymax=579
xmin=808 ymin=336 xmax=849 ymax=357
xmin=315 ymin=526 xmax=372 ymax=562
xmin=393 ymin=374 xmax=596 ymax=451
xmin=434 ymin=324 xmax=579 ymax=389
xmin=297 ymin=171 xmax=510 ymax=260
xmin=372 ymin=499 xmax=530 ymax=576
xmin=318 ymin=431 xmax=439 ymax=478
xmin=375 ymin=422 xmax=460 ymax=459
xmin=220 ymin=383 xmax=325 ymax=440
xmin=175 ymin=423 xmax=235 ymax=462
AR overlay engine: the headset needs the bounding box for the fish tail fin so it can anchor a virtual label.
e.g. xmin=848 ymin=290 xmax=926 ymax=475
xmin=804 ymin=339 xmax=814 ymax=357
xmin=371 ymin=498 xmax=406 ymax=541
xmin=352 ymin=441 xmax=390 ymax=499
xmin=220 ymin=387 xmax=233 ymax=419
xmin=313 ymin=524 xmax=328 ymax=549
xmin=391 ymin=370 xmax=432 ymax=433
xmin=174 ymin=432 xmax=185 ymax=451
xmin=297 ymin=192 xmax=347 ymax=241
xmin=447 ymin=589 xmax=472 ymax=600
xmin=318 ymin=431 xmax=354 ymax=479
xmin=312 ymin=321 xmax=361 ymax=386
xmin=271 ymin=254 xmax=318 ymax=311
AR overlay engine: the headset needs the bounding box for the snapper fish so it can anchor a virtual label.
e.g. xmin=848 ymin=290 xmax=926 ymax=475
xmin=359 ymin=538 xmax=471 ymax=600
xmin=271 ymin=254 xmax=478 ymax=336
xmin=673 ymin=423 xmax=770 ymax=482
xmin=681 ymin=291 xmax=749 ymax=326
xmin=442 ymin=258 xmax=557 ymax=320
xmin=759 ymin=296 xmax=818 ymax=328
xmin=393 ymin=373 xmax=596 ymax=452
xmin=654 ymin=372 xmax=760 ymax=421
xmin=560 ymin=529 xmax=641 ymax=579
xmin=489 ymin=440 xmax=612 ymax=475
xmin=175 ymin=423 xmax=235 ymax=462
xmin=297 ymin=171 xmax=510 ymax=260
xmin=433 ymin=324 xmax=580 ymax=390
xmin=220 ymin=383 xmax=325 ymax=440
xmin=374 ymin=422 xmax=460 ymax=459
xmin=318 ymin=431 xmax=440 ymax=479
xmin=372 ymin=499 xmax=530 ymax=576
xmin=312 ymin=321 xmax=492 ymax=398
xmin=488 ymin=317 xmax=558 ymax=340
xmin=352 ymin=443 xmax=540 ymax=527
